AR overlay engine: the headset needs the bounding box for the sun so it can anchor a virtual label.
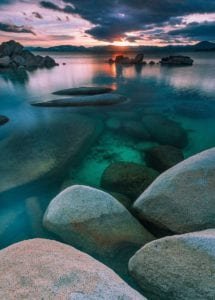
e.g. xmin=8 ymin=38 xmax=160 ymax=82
xmin=112 ymin=40 xmax=136 ymax=47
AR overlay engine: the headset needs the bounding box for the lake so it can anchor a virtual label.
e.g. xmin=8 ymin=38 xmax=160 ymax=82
xmin=0 ymin=51 xmax=215 ymax=286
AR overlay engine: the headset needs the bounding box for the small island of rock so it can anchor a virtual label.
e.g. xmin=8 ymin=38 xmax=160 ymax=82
xmin=0 ymin=40 xmax=58 ymax=70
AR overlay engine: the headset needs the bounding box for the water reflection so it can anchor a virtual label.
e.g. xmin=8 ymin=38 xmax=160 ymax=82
xmin=0 ymin=51 xmax=215 ymax=256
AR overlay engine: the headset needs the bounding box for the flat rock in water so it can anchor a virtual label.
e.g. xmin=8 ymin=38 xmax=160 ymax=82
xmin=0 ymin=114 xmax=102 ymax=193
xmin=0 ymin=238 xmax=146 ymax=299
xmin=133 ymin=147 xmax=215 ymax=233
xmin=53 ymin=86 xmax=114 ymax=95
xmin=32 ymin=93 xmax=128 ymax=107
xmin=43 ymin=185 xmax=154 ymax=257
xmin=129 ymin=229 xmax=215 ymax=299
xmin=0 ymin=115 xmax=9 ymax=126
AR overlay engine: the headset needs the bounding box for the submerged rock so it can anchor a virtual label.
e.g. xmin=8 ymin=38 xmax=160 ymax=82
xmin=0 ymin=115 xmax=9 ymax=126
xmin=101 ymin=162 xmax=159 ymax=200
xmin=43 ymin=185 xmax=154 ymax=258
xmin=142 ymin=114 xmax=188 ymax=148
xmin=133 ymin=147 xmax=215 ymax=233
xmin=129 ymin=229 xmax=215 ymax=300
xmin=32 ymin=93 xmax=128 ymax=107
xmin=144 ymin=145 xmax=184 ymax=172
xmin=122 ymin=121 xmax=151 ymax=140
xmin=160 ymin=55 xmax=194 ymax=66
xmin=0 ymin=114 xmax=102 ymax=193
xmin=53 ymin=86 xmax=114 ymax=96
xmin=0 ymin=238 xmax=145 ymax=299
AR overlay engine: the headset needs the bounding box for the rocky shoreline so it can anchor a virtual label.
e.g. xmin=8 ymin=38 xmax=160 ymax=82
xmin=0 ymin=146 xmax=214 ymax=299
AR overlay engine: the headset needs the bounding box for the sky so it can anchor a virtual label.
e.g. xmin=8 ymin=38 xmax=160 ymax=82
xmin=0 ymin=0 xmax=215 ymax=47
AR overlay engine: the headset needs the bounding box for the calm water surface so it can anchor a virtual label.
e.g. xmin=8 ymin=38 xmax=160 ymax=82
xmin=0 ymin=51 xmax=215 ymax=284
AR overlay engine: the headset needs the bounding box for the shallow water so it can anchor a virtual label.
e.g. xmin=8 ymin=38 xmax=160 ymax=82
xmin=0 ymin=51 xmax=215 ymax=286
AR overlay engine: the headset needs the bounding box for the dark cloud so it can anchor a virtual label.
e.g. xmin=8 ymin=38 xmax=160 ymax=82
xmin=62 ymin=0 xmax=215 ymax=41
xmin=32 ymin=11 xmax=43 ymax=19
xmin=40 ymin=1 xmax=74 ymax=14
xmin=0 ymin=22 xmax=36 ymax=35
xmin=169 ymin=22 xmax=215 ymax=41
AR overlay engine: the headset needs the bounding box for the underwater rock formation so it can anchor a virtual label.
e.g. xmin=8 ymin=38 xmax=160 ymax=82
xmin=0 ymin=114 xmax=102 ymax=193
xmin=101 ymin=162 xmax=159 ymax=200
xmin=142 ymin=114 xmax=188 ymax=148
xmin=0 ymin=115 xmax=9 ymax=126
xmin=144 ymin=145 xmax=184 ymax=172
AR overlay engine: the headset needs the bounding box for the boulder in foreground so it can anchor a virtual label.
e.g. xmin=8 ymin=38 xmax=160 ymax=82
xmin=0 ymin=238 xmax=145 ymax=299
xmin=43 ymin=185 xmax=154 ymax=257
xmin=129 ymin=229 xmax=215 ymax=299
xmin=53 ymin=86 xmax=114 ymax=95
xmin=32 ymin=93 xmax=128 ymax=107
xmin=133 ymin=147 xmax=215 ymax=233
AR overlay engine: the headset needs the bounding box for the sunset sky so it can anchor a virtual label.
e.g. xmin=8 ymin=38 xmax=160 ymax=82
xmin=0 ymin=0 xmax=215 ymax=47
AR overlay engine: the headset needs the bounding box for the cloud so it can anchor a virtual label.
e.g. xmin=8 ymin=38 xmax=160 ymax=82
xmin=169 ymin=21 xmax=215 ymax=41
xmin=32 ymin=11 xmax=43 ymax=19
xmin=0 ymin=22 xmax=36 ymax=35
xmin=61 ymin=0 xmax=215 ymax=41
xmin=40 ymin=1 xmax=74 ymax=14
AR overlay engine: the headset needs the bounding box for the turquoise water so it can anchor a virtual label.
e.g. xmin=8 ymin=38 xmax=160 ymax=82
xmin=0 ymin=51 xmax=215 ymax=285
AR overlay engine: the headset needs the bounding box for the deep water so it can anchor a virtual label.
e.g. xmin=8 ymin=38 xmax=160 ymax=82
xmin=0 ymin=51 xmax=215 ymax=288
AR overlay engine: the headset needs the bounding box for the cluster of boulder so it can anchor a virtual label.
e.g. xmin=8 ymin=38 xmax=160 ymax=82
xmin=108 ymin=54 xmax=194 ymax=66
xmin=108 ymin=53 xmax=147 ymax=65
xmin=0 ymin=147 xmax=215 ymax=299
xmin=160 ymin=55 xmax=194 ymax=66
xmin=0 ymin=40 xmax=58 ymax=70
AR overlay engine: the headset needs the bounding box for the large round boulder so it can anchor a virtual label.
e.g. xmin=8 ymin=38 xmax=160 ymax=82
xmin=43 ymin=185 xmax=154 ymax=258
xmin=101 ymin=162 xmax=159 ymax=200
xmin=144 ymin=145 xmax=184 ymax=172
xmin=142 ymin=114 xmax=188 ymax=148
xmin=133 ymin=147 xmax=215 ymax=233
xmin=0 ymin=238 xmax=146 ymax=299
xmin=129 ymin=229 xmax=215 ymax=300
